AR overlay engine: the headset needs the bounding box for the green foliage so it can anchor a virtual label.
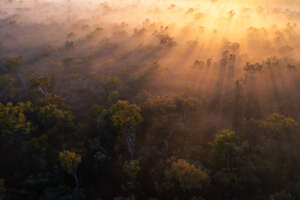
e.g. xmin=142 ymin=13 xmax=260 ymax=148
xmin=130 ymin=62 xmax=160 ymax=86
xmin=0 ymin=102 xmax=33 ymax=135
xmin=0 ymin=74 xmax=16 ymax=100
xmin=89 ymin=104 xmax=104 ymax=120
xmin=143 ymin=95 xmax=201 ymax=119
xmin=262 ymin=113 xmax=298 ymax=132
xmin=213 ymin=129 xmax=242 ymax=157
xmin=59 ymin=150 xmax=81 ymax=175
xmin=174 ymin=95 xmax=201 ymax=113
xmin=213 ymin=169 xmax=238 ymax=187
xmin=165 ymin=159 xmax=210 ymax=191
xmin=103 ymin=77 xmax=120 ymax=92
xmin=29 ymin=74 xmax=55 ymax=95
xmin=211 ymin=129 xmax=259 ymax=192
xmin=211 ymin=129 xmax=249 ymax=175
xmin=143 ymin=95 xmax=177 ymax=115
xmin=244 ymin=62 xmax=263 ymax=73
xmin=109 ymin=100 xmax=143 ymax=130
xmin=63 ymin=57 xmax=89 ymax=66
xmin=44 ymin=94 xmax=68 ymax=110
xmin=108 ymin=90 xmax=120 ymax=105
xmin=26 ymin=134 xmax=48 ymax=153
xmin=122 ymin=160 xmax=141 ymax=191
xmin=4 ymin=6 xmax=300 ymax=200
xmin=38 ymin=104 xmax=73 ymax=129
xmin=123 ymin=160 xmax=141 ymax=180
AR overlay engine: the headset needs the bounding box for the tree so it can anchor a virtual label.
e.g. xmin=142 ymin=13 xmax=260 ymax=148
xmin=1 ymin=57 xmax=26 ymax=90
xmin=165 ymin=159 xmax=210 ymax=193
xmin=174 ymin=95 xmax=201 ymax=123
xmin=212 ymin=129 xmax=247 ymax=170
xmin=107 ymin=90 xmax=120 ymax=105
xmin=143 ymin=95 xmax=177 ymax=116
xmin=142 ymin=95 xmax=201 ymax=154
xmin=29 ymin=74 xmax=55 ymax=99
xmin=122 ymin=160 xmax=141 ymax=192
xmin=103 ymin=77 xmax=120 ymax=103
xmin=0 ymin=102 xmax=33 ymax=136
xmin=25 ymin=134 xmax=49 ymax=169
xmin=44 ymin=94 xmax=68 ymax=110
xmin=263 ymin=113 xmax=297 ymax=132
xmin=26 ymin=134 xmax=48 ymax=153
xmin=59 ymin=150 xmax=82 ymax=191
xmin=260 ymin=113 xmax=298 ymax=148
xmin=142 ymin=95 xmax=178 ymax=153
xmin=211 ymin=129 xmax=255 ymax=199
xmin=37 ymin=104 xmax=73 ymax=130
xmin=109 ymin=100 xmax=143 ymax=159
xmin=0 ymin=74 xmax=16 ymax=102
xmin=129 ymin=62 xmax=160 ymax=93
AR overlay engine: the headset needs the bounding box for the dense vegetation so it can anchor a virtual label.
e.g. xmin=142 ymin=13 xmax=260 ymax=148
xmin=2 ymin=0 xmax=300 ymax=200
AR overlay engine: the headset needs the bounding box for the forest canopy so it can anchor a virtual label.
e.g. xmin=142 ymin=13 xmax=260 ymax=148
xmin=1 ymin=0 xmax=300 ymax=200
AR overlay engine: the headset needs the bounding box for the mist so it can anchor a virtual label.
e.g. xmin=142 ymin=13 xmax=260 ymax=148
xmin=2 ymin=0 xmax=300 ymax=115
xmin=1 ymin=1 xmax=300 ymax=199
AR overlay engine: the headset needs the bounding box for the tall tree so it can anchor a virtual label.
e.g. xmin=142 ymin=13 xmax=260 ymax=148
xmin=109 ymin=100 xmax=143 ymax=159
xmin=59 ymin=150 xmax=82 ymax=194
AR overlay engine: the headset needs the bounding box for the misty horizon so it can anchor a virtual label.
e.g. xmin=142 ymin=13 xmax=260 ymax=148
xmin=1 ymin=1 xmax=300 ymax=200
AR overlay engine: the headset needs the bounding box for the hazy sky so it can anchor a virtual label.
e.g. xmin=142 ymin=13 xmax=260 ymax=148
xmin=2 ymin=0 xmax=300 ymax=59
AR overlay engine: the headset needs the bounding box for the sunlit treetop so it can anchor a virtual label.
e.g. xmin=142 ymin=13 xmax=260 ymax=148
xmin=59 ymin=150 xmax=82 ymax=175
